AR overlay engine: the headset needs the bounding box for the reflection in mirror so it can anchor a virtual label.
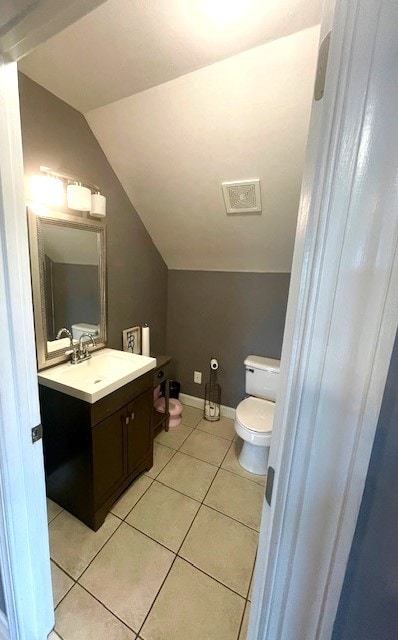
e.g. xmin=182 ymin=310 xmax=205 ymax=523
xmin=27 ymin=208 xmax=106 ymax=370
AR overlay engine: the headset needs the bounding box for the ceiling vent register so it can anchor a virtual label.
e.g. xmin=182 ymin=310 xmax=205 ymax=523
xmin=222 ymin=179 xmax=262 ymax=214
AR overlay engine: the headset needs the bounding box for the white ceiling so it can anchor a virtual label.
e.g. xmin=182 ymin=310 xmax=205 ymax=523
xmin=19 ymin=0 xmax=322 ymax=112
xmin=19 ymin=0 xmax=322 ymax=272
xmin=86 ymin=26 xmax=320 ymax=272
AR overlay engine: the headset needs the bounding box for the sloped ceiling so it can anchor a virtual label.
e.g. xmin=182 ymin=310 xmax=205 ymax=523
xmin=18 ymin=0 xmax=322 ymax=112
xmin=19 ymin=0 xmax=322 ymax=272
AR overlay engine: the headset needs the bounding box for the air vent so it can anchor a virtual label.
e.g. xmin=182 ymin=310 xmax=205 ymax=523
xmin=222 ymin=179 xmax=262 ymax=215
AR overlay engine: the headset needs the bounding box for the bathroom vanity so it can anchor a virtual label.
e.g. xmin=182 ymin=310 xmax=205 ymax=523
xmin=39 ymin=352 xmax=156 ymax=531
xmin=27 ymin=207 xmax=159 ymax=530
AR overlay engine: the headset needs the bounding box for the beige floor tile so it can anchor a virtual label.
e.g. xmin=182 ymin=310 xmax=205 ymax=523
xmin=51 ymin=560 xmax=74 ymax=607
xmin=47 ymin=498 xmax=63 ymax=523
xmin=222 ymin=440 xmax=266 ymax=486
xmin=180 ymin=405 xmax=203 ymax=427
xmin=155 ymin=424 xmax=193 ymax=450
xmin=126 ymin=481 xmax=200 ymax=552
xmin=80 ymin=523 xmax=174 ymax=632
xmin=179 ymin=505 xmax=258 ymax=596
xmin=145 ymin=443 xmax=175 ymax=479
xmin=204 ymin=469 xmax=264 ymax=530
xmin=196 ymin=416 xmax=236 ymax=441
xmin=239 ymin=602 xmax=251 ymax=640
xmin=49 ymin=510 xmax=120 ymax=579
xmin=55 ymin=584 xmax=135 ymax=639
xmin=157 ymin=451 xmax=217 ymax=501
xmin=141 ymin=557 xmax=244 ymax=640
xmin=179 ymin=429 xmax=230 ymax=466
xmin=111 ymin=475 xmax=153 ymax=519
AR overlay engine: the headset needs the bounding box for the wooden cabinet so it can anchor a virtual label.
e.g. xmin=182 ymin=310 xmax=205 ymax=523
xmin=153 ymin=355 xmax=172 ymax=436
xmin=126 ymin=389 xmax=152 ymax=475
xmin=39 ymin=371 xmax=153 ymax=530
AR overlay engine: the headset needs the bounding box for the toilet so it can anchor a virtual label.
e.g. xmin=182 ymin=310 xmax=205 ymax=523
xmin=234 ymin=355 xmax=280 ymax=475
xmin=71 ymin=322 xmax=99 ymax=342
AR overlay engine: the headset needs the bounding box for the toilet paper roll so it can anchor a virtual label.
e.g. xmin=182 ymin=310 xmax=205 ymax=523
xmin=210 ymin=358 xmax=219 ymax=370
xmin=142 ymin=325 xmax=150 ymax=356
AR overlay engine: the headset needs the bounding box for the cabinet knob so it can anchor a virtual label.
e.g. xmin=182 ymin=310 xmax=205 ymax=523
xmin=125 ymin=416 xmax=130 ymax=425
xmin=130 ymin=412 xmax=135 ymax=421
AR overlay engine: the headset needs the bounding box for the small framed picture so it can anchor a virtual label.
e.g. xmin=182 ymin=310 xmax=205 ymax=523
xmin=122 ymin=326 xmax=141 ymax=354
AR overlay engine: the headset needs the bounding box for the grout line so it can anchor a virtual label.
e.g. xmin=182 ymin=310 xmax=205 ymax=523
xmin=123 ymin=519 xmax=179 ymax=555
xmin=73 ymin=517 xmax=125 ymax=583
xmin=194 ymin=502 xmax=260 ymax=534
xmin=111 ymin=474 xmax=155 ymax=522
xmin=77 ymin=582 xmax=138 ymax=635
xmin=47 ymin=506 xmax=64 ymax=525
xmin=216 ymin=464 xmax=267 ymax=488
xmin=136 ymin=424 xmax=231 ymax=636
xmin=145 ymin=443 xmax=178 ymax=479
xmin=236 ymin=601 xmax=246 ymax=640
xmin=194 ymin=424 xmax=236 ymax=442
xmin=174 ymin=555 xmax=248 ymax=601
xmin=51 ymin=418 xmax=260 ymax=638
xmin=151 ymin=477 xmax=203 ymax=504
xmin=136 ymin=554 xmax=179 ymax=636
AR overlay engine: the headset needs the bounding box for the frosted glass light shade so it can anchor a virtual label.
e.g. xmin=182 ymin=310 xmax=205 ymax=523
xmin=67 ymin=183 xmax=92 ymax=211
xmin=91 ymin=192 xmax=106 ymax=218
xmin=30 ymin=175 xmax=64 ymax=206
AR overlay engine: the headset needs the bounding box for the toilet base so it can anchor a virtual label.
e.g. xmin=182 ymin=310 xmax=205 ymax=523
xmin=238 ymin=440 xmax=269 ymax=475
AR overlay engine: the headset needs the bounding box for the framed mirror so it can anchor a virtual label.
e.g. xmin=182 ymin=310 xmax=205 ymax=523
xmin=27 ymin=208 xmax=107 ymax=370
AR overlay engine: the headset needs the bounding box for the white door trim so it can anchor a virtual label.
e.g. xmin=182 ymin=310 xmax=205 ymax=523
xmin=0 ymin=59 xmax=53 ymax=639
xmin=0 ymin=0 xmax=107 ymax=61
xmin=250 ymin=0 xmax=398 ymax=638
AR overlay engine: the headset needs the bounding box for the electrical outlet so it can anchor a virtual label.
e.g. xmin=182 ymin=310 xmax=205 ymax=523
xmin=194 ymin=371 xmax=202 ymax=384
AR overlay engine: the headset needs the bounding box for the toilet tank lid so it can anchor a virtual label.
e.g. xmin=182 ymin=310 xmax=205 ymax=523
xmin=244 ymin=355 xmax=280 ymax=372
xmin=71 ymin=323 xmax=99 ymax=334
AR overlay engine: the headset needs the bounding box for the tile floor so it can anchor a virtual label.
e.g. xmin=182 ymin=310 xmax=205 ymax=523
xmin=47 ymin=405 xmax=265 ymax=640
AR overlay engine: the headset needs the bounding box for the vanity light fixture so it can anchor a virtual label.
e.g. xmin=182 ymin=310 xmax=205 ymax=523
xmin=66 ymin=182 xmax=92 ymax=211
xmin=32 ymin=166 xmax=106 ymax=217
xmin=30 ymin=173 xmax=65 ymax=207
xmin=90 ymin=191 xmax=106 ymax=218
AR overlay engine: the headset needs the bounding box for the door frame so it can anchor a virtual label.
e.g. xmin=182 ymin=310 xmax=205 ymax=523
xmin=2 ymin=0 xmax=398 ymax=639
xmin=250 ymin=0 xmax=398 ymax=638
xmin=0 ymin=59 xmax=53 ymax=639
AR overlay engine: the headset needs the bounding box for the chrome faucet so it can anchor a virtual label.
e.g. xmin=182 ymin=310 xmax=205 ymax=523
xmin=56 ymin=327 xmax=73 ymax=346
xmin=78 ymin=333 xmax=97 ymax=361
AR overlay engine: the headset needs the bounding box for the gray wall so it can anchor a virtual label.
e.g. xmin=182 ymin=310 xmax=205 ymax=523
xmin=19 ymin=73 xmax=168 ymax=355
xmin=166 ymin=270 xmax=290 ymax=408
xmin=333 ymin=331 xmax=398 ymax=640
xmin=52 ymin=263 xmax=99 ymax=331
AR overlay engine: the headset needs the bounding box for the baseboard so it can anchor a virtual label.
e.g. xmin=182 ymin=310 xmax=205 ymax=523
xmin=0 ymin=612 xmax=9 ymax=640
xmin=179 ymin=393 xmax=236 ymax=420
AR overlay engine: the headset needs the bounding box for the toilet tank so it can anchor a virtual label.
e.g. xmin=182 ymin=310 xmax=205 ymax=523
xmin=71 ymin=323 xmax=99 ymax=341
xmin=244 ymin=355 xmax=280 ymax=401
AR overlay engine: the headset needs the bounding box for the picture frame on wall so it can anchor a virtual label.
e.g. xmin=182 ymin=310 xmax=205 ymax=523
xmin=122 ymin=326 xmax=141 ymax=354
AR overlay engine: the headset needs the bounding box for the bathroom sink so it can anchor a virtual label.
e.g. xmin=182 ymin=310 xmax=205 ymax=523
xmin=38 ymin=348 xmax=157 ymax=403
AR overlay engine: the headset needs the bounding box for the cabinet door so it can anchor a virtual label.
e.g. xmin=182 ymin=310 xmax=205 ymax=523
xmin=92 ymin=409 xmax=127 ymax=508
xmin=126 ymin=388 xmax=152 ymax=475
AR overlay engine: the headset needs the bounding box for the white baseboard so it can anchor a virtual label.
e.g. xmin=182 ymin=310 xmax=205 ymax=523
xmin=0 ymin=612 xmax=9 ymax=640
xmin=179 ymin=393 xmax=236 ymax=420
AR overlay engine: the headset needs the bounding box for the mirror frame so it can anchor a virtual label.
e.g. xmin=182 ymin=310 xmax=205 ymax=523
xmin=27 ymin=207 xmax=107 ymax=370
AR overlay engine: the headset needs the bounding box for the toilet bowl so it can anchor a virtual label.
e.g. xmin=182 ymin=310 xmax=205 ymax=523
xmin=234 ymin=355 xmax=280 ymax=475
xmin=234 ymin=397 xmax=274 ymax=475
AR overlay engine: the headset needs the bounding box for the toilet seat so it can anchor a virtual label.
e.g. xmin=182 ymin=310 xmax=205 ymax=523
xmin=236 ymin=397 xmax=274 ymax=434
